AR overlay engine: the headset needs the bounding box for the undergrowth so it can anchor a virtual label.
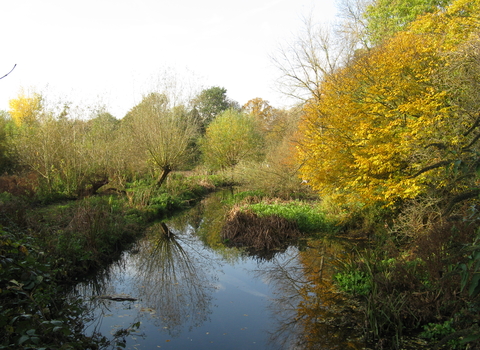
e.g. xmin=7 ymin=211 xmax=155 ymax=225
xmin=332 ymin=215 xmax=480 ymax=349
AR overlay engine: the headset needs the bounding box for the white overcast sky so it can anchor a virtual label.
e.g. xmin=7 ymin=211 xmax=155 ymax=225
xmin=1 ymin=0 xmax=338 ymax=118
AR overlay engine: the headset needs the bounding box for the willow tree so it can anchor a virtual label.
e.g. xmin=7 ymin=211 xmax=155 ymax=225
xmin=125 ymin=92 xmax=199 ymax=187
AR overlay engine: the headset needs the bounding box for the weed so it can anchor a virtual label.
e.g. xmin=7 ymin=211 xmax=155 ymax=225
xmin=334 ymin=270 xmax=372 ymax=296
xmin=420 ymin=320 xmax=458 ymax=348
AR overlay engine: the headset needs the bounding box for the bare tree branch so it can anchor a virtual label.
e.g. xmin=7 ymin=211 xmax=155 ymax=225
xmin=442 ymin=188 xmax=480 ymax=216
xmin=0 ymin=64 xmax=17 ymax=80
xmin=462 ymin=131 xmax=480 ymax=151
xmin=411 ymin=160 xmax=451 ymax=178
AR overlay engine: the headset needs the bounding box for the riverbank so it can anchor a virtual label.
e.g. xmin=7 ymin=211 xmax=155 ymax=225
xmin=3 ymin=170 xmax=478 ymax=349
xmin=220 ymin=194 xmax=480 ymax=349
xmin=0 ymin=172 xmax=232 ymax=349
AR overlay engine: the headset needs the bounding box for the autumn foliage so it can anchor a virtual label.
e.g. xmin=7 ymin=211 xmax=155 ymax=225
xmin=297 ymin=0 xmax=480 ymax=209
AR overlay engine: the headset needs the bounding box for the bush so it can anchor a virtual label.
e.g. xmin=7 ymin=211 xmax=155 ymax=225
xmin=0 ymin=226 xmax=104 ymax=349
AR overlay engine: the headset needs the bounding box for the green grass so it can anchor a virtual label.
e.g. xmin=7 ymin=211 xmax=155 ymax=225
xmin=246 ymin=200 xmax=338 ymax=233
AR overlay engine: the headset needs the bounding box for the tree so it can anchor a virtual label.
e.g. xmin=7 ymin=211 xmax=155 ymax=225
xmin=296 ymin=0 xmax=480 ymax=208
xmin=125 ymin=92 xmax=199 ymax=187
xmin=272 ymin=14 xmax=363 ymax=102
xmin=191 ymin=86 xmax=233 ymax=129
xmin=243 ymin=98 xmax=276 ymax=133
xmin=8 ymin=90 xmax=42 ymax=127
xmin=200 ymin=109 xmax=264 ymax=171
xmin=10 ymin=93 xmax=124 ymax=196
xmin=364 ymin=0 xmax=452 ymax=45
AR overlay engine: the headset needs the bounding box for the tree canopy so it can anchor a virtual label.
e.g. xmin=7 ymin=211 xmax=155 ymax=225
xmin=200 ymin=109 xmax=264 ymax=171
xmin=191 ymin=86 xmax=232 ymax=130
xmin=364 ymin=0 xmax=452 ymax=44
xmin=125 ymin=92 xmax=199 ymax=187
xmin=8 ymin=90 xmax=42 ymax=127
xmin=296 ymin=0 xmax=480 ymax=209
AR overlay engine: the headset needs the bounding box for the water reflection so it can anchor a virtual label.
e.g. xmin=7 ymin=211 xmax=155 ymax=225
xmin=76 ymin=220 xmax=218 ymax=341
xmin=257 ymin=238 xmax=363 ymax=349
xmin=129 ymin=222 xmax=214 ymax=335
xmin=76 ymin=191 xmax=364 ymax=349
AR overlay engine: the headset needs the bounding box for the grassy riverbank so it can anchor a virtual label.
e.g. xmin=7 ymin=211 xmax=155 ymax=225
xmin=0 ymin=172 xmax=231 ymax=349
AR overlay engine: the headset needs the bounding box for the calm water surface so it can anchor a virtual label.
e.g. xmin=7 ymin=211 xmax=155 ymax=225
xmin=75 ymin=192 xmax=363 ymax=349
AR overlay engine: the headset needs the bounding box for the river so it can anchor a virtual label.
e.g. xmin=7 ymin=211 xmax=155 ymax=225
xmin=75 ymin=191 xmax=363 ymax=349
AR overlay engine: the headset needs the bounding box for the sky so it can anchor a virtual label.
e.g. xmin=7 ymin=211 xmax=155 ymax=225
xmin=1 ymin=0 xmax=338 ymax=118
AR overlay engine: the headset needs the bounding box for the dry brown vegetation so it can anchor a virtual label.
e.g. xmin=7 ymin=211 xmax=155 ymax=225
xmin=221 ymin=205 xmax=301 ymax=251
xmin=0 ymin=174 xmax=37 ymax=198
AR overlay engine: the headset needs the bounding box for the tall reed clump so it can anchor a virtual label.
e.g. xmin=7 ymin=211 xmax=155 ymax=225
xmin=221 ymin=204 xmax=301 ymax=251
xmin=221 ymin=197 xmax=338 ymax=252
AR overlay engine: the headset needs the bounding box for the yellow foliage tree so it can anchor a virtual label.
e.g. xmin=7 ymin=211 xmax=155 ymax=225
xmin=243 ymin=97 xmax=275 ymax=133
xmin=297 ymin=0 xmax=480 ymax=207
xmin=8 ymin=90 xmax=42 ymax=127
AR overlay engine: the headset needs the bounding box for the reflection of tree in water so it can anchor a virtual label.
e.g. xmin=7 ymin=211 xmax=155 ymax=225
xmin=258 ymin=239 xmax=363 ymax=350
xmin=74 ymin=257 xmax=127 ymax=301
xmin=130 ymin=222 xmax=215 ymax=336
xmin=168 ymin=189 xmax=244 ymax=262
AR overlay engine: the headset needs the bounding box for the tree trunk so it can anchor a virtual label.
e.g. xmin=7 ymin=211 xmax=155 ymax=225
xmin=160 ymin=222 xmax=173 ymax=238
xmin=156 ymin=167 xmax=171 ymax=187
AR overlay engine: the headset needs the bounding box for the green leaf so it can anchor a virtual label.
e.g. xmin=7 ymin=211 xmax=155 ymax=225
xmin=459 ymin=263 xmax=469 ymax=292
xmin=18 ymin=335 xmax=29 ymax=345
xmin=460 ymin=333 xmax=480 ymax=344
xmin=469 ymin=273 xmax=480 ymax=297
xmin=23 ymin=281 xmax=35 ymax=290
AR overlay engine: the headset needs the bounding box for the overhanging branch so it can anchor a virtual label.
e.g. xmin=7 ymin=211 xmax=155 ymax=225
xmin=0 ymin=64 xmax=16 ymax=80
xmin=411 ymin=160 xmax=451 ymax=178
xmin=442 ymin=188 xmax=480 ymax=216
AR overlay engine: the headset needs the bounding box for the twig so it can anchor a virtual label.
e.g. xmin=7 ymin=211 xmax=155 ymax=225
xmin=0 ymin=64 xmax=16 ymax=80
